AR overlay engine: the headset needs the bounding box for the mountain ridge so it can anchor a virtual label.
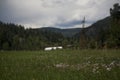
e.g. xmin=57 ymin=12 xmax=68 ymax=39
xmin=34 ymin=16 xmax=110 ymax=38
xmin=36 ymin=27 xmax=82 ymax=37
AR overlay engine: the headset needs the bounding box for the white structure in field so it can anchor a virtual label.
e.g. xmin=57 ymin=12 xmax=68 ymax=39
xmin=44 ymin=46 xmax=63 ymax=51
xmin=57 ymin=46 xmax=63 ymax=49
xmin=44 ymin=47 xmax=53 ymax=51
xmin=53 ymin=47 xmax=57 ymax=50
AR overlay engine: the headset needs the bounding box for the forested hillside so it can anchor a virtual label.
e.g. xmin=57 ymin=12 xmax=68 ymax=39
xmin=0 ymin=22 xmax=66 ymax=50
xmin=40 ymin=27 xmax=81 ymax=37
xmin=73 ymin=17 xmax=111 ymax=48
xmin=74 ymin=3 xmax=120 ymax=49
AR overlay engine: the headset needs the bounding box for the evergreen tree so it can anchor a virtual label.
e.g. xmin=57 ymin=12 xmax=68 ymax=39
xmin=107 ymin=3 xmax=120 ymax=48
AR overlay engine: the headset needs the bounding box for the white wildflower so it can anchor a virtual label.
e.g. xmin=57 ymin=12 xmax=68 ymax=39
xmin=55 ymin=63 xmax=63 ymax=68
xmin=106 ymin=67 xmax=111 ymax=71
xmin=93 ymin=68 xmax=96 ymax=73
xmin=55 ymin=63 xmax=69 ymax=68
xmin=92 ymin=68 xmax=99 ymax=73
xmin=110 ymin=61 xmax=115 ymax=66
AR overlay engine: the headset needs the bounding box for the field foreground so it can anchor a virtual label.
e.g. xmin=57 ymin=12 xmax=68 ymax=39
xmin=0 ymin=50 xmax=120 ymax=80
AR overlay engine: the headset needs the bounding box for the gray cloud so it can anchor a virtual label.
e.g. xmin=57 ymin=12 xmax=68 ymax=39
xmin=0 ymin=0 xmax=120 ymax=28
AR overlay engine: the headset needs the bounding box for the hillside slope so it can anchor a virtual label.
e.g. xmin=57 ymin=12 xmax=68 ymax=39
xmin=39 ymin=27 xmax=81 ymax=37
xmin=74 ymin=16 xmax=111 ymax=38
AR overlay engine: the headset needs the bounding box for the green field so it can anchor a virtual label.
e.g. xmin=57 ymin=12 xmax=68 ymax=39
xmin=0 ymin=50 xmax=120 ymax=80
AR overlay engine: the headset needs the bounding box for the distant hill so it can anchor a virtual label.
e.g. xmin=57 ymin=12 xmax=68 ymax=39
xmin=37 ymin=16 xmax=111 ymax=38
xmin=37 ymin=27 xmax=81 ymax=37
xmin=74 ymin=16 xmax=111 ymax=39
xmin=86 ymin=17 xmax=110 ymax=37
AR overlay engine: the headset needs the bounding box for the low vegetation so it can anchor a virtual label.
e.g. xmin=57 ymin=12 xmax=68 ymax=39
xmin=0 ymin=50 xmax=120 ymax=80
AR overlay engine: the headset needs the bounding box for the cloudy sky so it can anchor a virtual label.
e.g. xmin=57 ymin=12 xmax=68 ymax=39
xmin=0 ymin=0 xmax=120 ymax=28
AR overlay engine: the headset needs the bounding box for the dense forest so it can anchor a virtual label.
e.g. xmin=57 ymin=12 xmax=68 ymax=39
xmin=0 ymin=3 xmax=120 ymax=50
xmin=0 ymin=22 xmax=70 ymax=50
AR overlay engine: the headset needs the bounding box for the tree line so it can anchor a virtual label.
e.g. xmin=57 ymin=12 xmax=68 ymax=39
xmin=0 ymin=22 xmax=72 ymax=50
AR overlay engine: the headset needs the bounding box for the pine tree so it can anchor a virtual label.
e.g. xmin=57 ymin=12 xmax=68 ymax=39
xmin=108 ymin=3 xmax=120 ymax=48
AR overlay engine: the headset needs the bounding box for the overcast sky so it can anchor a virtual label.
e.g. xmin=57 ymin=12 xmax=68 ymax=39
xmin=0 ymin=0 xmax=120 ymax=28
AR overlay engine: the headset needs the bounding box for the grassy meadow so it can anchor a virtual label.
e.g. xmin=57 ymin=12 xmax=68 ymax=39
xmin=0 ymin=49 xmax=120 ymax=80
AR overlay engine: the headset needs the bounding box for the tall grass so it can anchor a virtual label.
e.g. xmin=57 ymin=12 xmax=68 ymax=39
xmin=0 ymin=49 xmax=120 ymax=80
